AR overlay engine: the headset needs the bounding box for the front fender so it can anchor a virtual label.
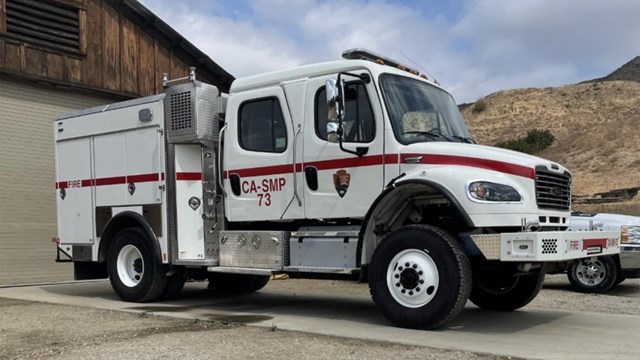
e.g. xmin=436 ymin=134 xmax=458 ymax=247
xmin=358 ymin=178 xmax=475 ymax=266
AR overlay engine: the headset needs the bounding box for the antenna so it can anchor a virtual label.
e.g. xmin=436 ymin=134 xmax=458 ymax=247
xmin=400 ymin=50 xmax=436 ymax=82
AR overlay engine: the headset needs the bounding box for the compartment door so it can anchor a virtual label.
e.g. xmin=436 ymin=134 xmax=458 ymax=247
xmin=56 ymin=138 xmax=94 ymax=244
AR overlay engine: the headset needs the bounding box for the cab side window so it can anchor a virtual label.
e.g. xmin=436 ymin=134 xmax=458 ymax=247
xmin=239 ymin=98 xmax=287 ymax=153
xmin=315 ymin=82 xmax=375 ymax=143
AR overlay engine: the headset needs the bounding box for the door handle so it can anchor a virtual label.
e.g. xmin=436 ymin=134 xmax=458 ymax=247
xmin=304 ymin=166 xmax=318 ymax=191
xmin=403 ymin=156 xmax=423 ymax=164
xmin=229 ymin=174 xmax=241 ymax=196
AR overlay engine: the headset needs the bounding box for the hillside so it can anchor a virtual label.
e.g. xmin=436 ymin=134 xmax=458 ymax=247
xmin=586 ymin=56 xmax=640 ymax=83
xmin=461 ymin=80 xmax=640 ymax=196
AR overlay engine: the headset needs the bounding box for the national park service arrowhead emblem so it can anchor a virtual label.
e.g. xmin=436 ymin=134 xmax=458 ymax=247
xmin=333 ymin=169 xmax=351 ymax=198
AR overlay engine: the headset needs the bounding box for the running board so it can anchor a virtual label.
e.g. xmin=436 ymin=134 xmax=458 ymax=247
xmin=175 ymin=259 xmax=219 ymax=266
xmin=207 ymin=267 xmax=274 ymax=276
xmin=206 ymin=266 xmax=359 ymax=275
xmin=284 ymin=266 xmax=359 ymax=274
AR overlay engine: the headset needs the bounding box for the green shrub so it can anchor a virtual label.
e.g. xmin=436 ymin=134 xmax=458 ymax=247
xmin=495 ymin=129 xmax=555 ymax=155
xmin=524 ymin=128 xmax=555 ymax=151
xmin=472 ymin=100 xmax=487 ymax=113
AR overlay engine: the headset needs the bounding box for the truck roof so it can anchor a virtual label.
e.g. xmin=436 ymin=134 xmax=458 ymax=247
xmin=229 ymin=59 xmax=443 ymax=94
xmin=53 ymin=94 xmax=166 ymax=121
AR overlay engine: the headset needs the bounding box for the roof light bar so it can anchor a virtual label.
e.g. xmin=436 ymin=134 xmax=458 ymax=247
xmin=342 ymin=48 xmax=436 ymax=84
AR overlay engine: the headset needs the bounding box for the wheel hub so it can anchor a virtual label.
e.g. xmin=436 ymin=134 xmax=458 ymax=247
xmin=584 ymin=264 xmax=599 ymax=278
xmin=399 ymin=268 xmax=419 ymax=289
xmin=133 ymin=258 xmax=143 ymax=274
xmin=387 ymin=249 xmax=439 ymax=308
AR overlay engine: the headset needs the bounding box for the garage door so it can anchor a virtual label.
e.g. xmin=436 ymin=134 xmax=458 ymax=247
xmin=0 ymin=78 xmax=119 ymax=285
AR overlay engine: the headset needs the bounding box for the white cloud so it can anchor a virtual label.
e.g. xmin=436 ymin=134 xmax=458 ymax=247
xmin=139 ymin=0 xmax=640 ymax=103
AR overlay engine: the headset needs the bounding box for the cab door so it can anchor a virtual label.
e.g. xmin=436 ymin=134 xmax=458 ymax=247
xmin=224 ymin=86 xmax=296 ymax=221
xmin=302 ymin=73 xmax=385 ymax=219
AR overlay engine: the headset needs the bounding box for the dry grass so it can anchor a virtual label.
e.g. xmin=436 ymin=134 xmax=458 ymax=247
xmin=463 ymin=81 xmax=640 ymax=195
xmin=573 ymin=199 xmax=640 ymax=216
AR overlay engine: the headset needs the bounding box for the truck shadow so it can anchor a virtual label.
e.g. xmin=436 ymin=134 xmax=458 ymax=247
xmin=131 ymin=286 xmax=569 ymax=334
xmin=543 ymin=280 xmax=640 ymax=297
xmin=39 ymin=281 xmax=573 ymax=334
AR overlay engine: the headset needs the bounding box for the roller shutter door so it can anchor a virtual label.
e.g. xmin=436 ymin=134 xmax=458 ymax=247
xmin=0 ymin=78 xmax=118 ymax=285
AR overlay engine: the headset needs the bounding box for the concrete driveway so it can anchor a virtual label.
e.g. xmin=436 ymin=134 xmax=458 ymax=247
xmin=1 ymin=280 xmax=637 ymax=360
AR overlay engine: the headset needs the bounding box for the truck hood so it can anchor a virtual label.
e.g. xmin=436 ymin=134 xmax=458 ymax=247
xmin=399 ymin=142 xmax=567 ymax=176
xmin=569 ymin=212 xmax=640 ymax=230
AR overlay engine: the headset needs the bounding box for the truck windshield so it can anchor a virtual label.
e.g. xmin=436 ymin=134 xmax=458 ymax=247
xmin=380 ymin=74 xmax=472 ymax=144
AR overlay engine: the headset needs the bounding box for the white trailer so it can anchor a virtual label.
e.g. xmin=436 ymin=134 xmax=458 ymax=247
xmin=53 ymin=49 xmax=620 ymax=329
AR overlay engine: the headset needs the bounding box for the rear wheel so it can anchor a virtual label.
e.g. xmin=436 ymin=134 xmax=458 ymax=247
xmin=108 ymin=227 xmax=167 ymax=302
xmin=469 ymin=270 xmax=544 ymax=311
xmin=161 ymin=271 xmax=186 ymax=300
xmin=368 ymin=225 xmax=471 ymax=330
xmin=567 ymin=256 xmax=617 ymax=293
xmin=207 ymin=273 xmax=270 ymax=293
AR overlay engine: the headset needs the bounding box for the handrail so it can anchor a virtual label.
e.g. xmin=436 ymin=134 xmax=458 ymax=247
xmin=217 ymin=125 xmax=227 ymax=196
xmin=292 ymin=124 xmax=302 ymax=207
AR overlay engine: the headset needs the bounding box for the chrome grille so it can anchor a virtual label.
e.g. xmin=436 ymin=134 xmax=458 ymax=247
xmin=535 ymin=167 xmax=571 ymax=210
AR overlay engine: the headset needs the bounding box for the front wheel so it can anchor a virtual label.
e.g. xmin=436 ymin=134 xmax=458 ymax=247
xmin=469 ymin=271 xmax=544 ymax=311
xmin=368 ymin=225 xmax=471 ymax=330
xmin=108 ymin=227 xmax=167 ymax=302
xmin=567 ymin=256 xmax=617 ymax=293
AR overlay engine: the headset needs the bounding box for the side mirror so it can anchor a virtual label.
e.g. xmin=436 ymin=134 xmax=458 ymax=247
xmin=326 ymin=79 xmax=339 ymax=122
xmin=326 ymin=122 xmax=339 ymax=143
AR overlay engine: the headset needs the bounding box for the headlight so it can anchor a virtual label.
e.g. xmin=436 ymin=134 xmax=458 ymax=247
xmin=621 ymin=225 xmax=640 ymax=244
xmin=468 ymin=181 xmax=522 ymax=202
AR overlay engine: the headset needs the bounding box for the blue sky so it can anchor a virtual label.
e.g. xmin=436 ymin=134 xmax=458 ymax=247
xmin=139 ymin=0 xmax=640 ymax=103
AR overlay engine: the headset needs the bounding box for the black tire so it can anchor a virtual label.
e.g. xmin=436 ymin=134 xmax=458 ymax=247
xmin=207 ymin=273 xmax=270 ymax=294
xmin=161 ymin=271 xmax=187 ymax=300
xmin=567 ymin=256 xmax=617 ymax=293
xmin=368 ymin=225 xmax=472 ymax=330
xmin=107 ymin=227 xmax=167 ymax=302
xmin=469 ymin=271 xmax=544 ymax=311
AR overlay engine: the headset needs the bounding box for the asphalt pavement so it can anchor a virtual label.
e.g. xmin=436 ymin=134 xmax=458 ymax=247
xmin=0 ymin=280 xmax=637 ymax=360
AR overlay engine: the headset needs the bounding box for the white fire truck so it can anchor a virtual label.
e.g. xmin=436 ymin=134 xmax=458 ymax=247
xmin=53 ymin=49 xmax=619 ymax=329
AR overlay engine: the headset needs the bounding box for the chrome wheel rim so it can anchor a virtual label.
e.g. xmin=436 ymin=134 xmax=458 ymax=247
xmin=387 ymin=249 xmax=439 ymax=308
xmin=575 ymin=259 xmax=606 ymax=287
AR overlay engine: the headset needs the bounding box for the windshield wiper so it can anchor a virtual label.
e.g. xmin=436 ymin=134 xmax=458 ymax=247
xmin=403 ymin=131 xmax=455 ymax=142
xmin=452 ymin=135 xmax=475 ymax=144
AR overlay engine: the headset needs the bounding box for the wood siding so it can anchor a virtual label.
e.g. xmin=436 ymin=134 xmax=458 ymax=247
xmin=0 ymin=0 xmax=204 ymax=97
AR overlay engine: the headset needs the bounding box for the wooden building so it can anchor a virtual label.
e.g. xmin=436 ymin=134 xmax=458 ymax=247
xmin=0 ymin=0 xmax=233 ymax=285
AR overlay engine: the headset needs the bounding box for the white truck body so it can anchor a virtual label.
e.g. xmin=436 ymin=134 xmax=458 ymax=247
xmin=565 ymin=211 xmax=640 ymax=292
xmin=53 ymin=50 xmax=620 ymax=329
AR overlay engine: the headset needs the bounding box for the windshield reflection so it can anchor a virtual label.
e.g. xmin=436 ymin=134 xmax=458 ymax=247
xmin=380 ymin=74 xmax=472 ymax=144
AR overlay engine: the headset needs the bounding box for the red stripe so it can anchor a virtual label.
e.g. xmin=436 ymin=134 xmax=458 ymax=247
xmin=223 ymin=153 xmax=532 ymax=180
xmin=308 ymin=155 xmax=385 ymax=170
xmin=94 ymin=176 xmax=126 ymax=186
xmin=128 ymin=173 xmax=161 ymax=183
xmin=56 ymin=173 xmax=163 ymax=189
xmin=224 ymin=154 xmax=400 ymax=179
xmin=402 ymin=153 xmax=535 ymax=179
xmin=176 ymin=172 xmax=202 ymax=181
xmin=583 ymin=238 xmax=607 ymax=250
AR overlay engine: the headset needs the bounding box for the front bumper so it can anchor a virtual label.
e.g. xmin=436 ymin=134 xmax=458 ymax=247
xmin=620 ymin=244 xmax=640 ymax=274
xmin=471 ymin=230 xmax=620 ymax=262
